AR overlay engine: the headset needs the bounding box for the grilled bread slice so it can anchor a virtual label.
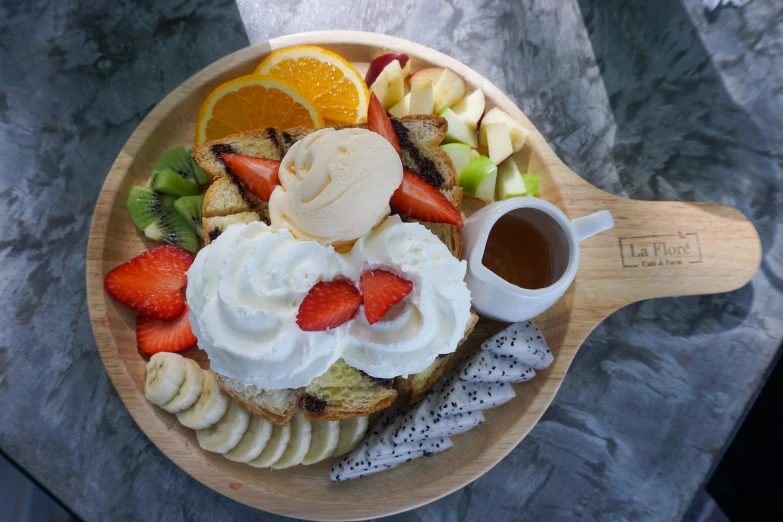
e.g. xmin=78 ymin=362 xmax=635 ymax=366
xmin=192 ymin=116 xmax=475 ymax=423
xmin=302 ymin=360 xmax=398 ymax=421
xmin=215 ymin=374 xmax=301 ymax=426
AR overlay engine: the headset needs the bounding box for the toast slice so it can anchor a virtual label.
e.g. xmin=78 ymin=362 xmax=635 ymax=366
xmin=192 ymin=116 xmax=474 ymax=423
xmin=215 ymin=374 xmax=301 ymax=426
xmin=302 ymin=360 xmax=398 ymax=421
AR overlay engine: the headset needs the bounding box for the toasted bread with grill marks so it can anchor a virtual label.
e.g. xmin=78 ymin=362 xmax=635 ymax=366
xmin=215 ymin=374 xmax=301 ymax=426
xmin=191 ymin=116 xmax=474 ymax=424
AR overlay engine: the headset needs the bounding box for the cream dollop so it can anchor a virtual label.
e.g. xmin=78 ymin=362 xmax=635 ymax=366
xmin=268 ymin=128 xmax=403 ymax=244
xmin=187 ymin=217 xmax=472 ymax=389
xmin=186 ymin=222 xmax=356 ymax=389
xmin=342 ymin=216 xmax=473 ymax=377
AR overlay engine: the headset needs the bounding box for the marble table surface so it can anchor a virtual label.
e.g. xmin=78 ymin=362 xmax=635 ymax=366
xmin=1 ymin=0 xmax=782 ymax=520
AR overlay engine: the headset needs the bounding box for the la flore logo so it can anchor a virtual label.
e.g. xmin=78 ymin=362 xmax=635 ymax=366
xmin=619 ymin=232 xmax=702 ymax=268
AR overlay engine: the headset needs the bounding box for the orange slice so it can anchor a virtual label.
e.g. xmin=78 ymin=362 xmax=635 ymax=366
xmin=256 ymin=45 xmax=369 ymax=125
xmin=195 ymin=75 xmax=323 ymax=143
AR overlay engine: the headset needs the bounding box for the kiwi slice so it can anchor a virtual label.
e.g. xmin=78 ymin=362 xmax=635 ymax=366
xmin=150 ymin=167 xmax=199 ymax=197
xmin=174 ymin=194 xmax=205 ymax=240
xmin=127 ymin=186 xmax=173 ymax=230
xmin=150 ymin=146 xmax=208 ymax=195
xmin=126 ymin=186 xmax=199 ymax=252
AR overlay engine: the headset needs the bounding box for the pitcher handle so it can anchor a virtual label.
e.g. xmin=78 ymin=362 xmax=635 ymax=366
xmin=572 ymin=210 xmax=614 ymax=242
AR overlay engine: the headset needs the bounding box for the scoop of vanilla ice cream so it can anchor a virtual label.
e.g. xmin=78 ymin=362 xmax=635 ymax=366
xmin=268 ymin=128 xmax=403 ymax=244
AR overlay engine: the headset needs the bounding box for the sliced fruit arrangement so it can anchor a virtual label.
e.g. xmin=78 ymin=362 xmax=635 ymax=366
xmin=364 ymin=56 xmax=542 ymax=203
xmin=196 ymin=75 xmax=324 ymax=144
xmin=331 ymin=320 xmax=553 ymax=481
xmin=257 ymin=45 xmax=370 ymax=126
xmin=144 ymin=353 xmax=369 ymax=468
xmin=104 ymin=245 xmax=198 ymax=357
xmin=127 ymin=145 xmax=209 ymax=253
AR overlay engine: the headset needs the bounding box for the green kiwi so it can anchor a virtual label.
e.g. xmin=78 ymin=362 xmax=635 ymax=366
xmin=150 ymin=168 xmax=199 ymax=196
xmin=127 ymin=186 xmax=172 ymax=230
xmin=126 ymin=186 xmax=199 ymax=252
xmin=174 ymin=194 xmax=205 ymax=239
xmin=149 ymin=146 xmax=208 ymax=195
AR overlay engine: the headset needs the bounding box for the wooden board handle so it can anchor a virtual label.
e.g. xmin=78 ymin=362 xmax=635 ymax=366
xmin=564 ymin=182 xmax=762 ymax=310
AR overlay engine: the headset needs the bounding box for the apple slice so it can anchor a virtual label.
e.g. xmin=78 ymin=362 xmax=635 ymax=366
xmin=409 ymin=79 xmax=435 ymax=115
xmin=388 ymin=92 xmax=410 ymax=118
xmin=523 ymin=173 xmax=541 ymax=197
xmin=410 ymin=67 xmax=466 ymax=114
xmin=369 ymin=59 xmax=405 ymax=109
xmin=479 ymin=108 xmax=529 ymax=152
xmin=440 ymin=108 xmax=478 ymax=148
xmin=366 ymin=53 xmax=410 ymax=87
xmin=484 ymin=122 xmax=514 ymax=165
xmin=458 ymin=155 xmax=497 ymax=203
xmin=440 ymin=143 xmax=474 ymax=176
xmin=451 ymin=89 xmax=485 ymax=129
xmin=496 ymin=157 xmax=527 ymax=199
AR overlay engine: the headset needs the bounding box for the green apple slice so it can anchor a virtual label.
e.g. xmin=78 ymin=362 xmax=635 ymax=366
xmin=451 ymin=88 xmax=485 ymax=128
xmin=522 ymin=173 xmax=540 ymax=197
xmin=496 ymin=157 xmax=527 ymax=199
xmin=484 ymin=122 xmax=514 ymax=165
xmin=458 ymin=155 xmax=497 ymax=203
xmin=440 ymin=108 xmax=478 ymax=148
xmin=479 ymin=108 xmax=530 ymax=152
xmin=440 ymin=143 xmax=474 ymax=176
xmin=409 ymin=79 xmax=434 ymax=115
xmin=388 ymin=92 xmax=410 ymax=118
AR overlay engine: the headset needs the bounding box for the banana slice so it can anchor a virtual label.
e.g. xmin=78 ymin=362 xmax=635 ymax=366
xmin=271 ymin=410 xmax=312 ymax=469
xmin=224 ymin=416 xmax=273 ymax=463
xmin=161 ymin=358 xmax=202 ymax=413
xmin=145 ymin=353 xmax=187 ymax=405
xmin=332 ymin=416 xmax=369 ymax=457
xmin=248 ymin=423 xmax=291 ymax=468
xmin=176 ymin=370 xmax=229 ymax=430
xmin=196 ymin=400 xmax=250 ymax=453
xmin=301 ymin=420 xmax=340 ymax=465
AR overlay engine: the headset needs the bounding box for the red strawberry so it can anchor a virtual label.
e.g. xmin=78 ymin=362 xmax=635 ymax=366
xmin=390 ymin=171 xmax=463 ymax=226
xmin=367 ymin=92 xmax=401 ymax=158
xmin=296 ymin=280 xmax=362 ymax=331
xmin=220 ymin=153 xmax=281 ymax=201
xmin=361 ymin=270 xmax=413 ymax=324
xmin=137 ymin=303 xmax=197 ymax=358
xmin=104 ymin=245 xmax=194 ymax=319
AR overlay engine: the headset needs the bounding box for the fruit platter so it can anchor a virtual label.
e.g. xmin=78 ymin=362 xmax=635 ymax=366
xmin=86 ymin=31 xmax=761 ymax=520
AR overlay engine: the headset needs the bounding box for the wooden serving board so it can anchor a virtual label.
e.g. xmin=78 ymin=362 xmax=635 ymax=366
xmin=85 ymin=31 xmax=762 ymax=521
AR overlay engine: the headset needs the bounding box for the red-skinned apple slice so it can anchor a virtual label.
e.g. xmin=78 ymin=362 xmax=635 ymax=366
xmin=366 ymin=53 xmax=410 ymax=87
xmin=410 ymin=67 xmax=466 ymax=113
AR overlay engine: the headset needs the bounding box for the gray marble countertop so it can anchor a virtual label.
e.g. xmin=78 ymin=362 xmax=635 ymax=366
xmin=1 ymin=0 xmax=782 ymax=521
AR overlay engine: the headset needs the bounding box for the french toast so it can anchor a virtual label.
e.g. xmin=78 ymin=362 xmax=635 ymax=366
xmin=192 ymin=115 xmax=476 ymax=423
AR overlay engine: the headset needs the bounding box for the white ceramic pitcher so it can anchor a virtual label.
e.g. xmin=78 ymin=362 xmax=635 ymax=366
xmin=462 ymin=198 xmax=614 ymax=322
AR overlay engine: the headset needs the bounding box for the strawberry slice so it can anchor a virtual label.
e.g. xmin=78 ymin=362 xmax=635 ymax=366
xmin=137 ymin=303 xmax=198 ymax=358
xmin=367 ymin=92 xmax=401 ymax=158
xmin=296 ymin=280 xmax=362 ymax=331
xmin=361 ymin=270 xmax=414 ymax=324
xmin=390 ymin=171 xmax=463 ymax=226
xmin=104 ymin=245 xmax=194 ymax=319
xmin=220 ymin=153 xmax=281 ymax=201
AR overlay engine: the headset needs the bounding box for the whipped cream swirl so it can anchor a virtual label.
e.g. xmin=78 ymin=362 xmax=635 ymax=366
xmin=343 ymin=216 xmax=473 ymax=377
xmin=186 ymin=222 xmax=355 ymax=389
xmin=187 ymin=217 xmax=472 ymax=388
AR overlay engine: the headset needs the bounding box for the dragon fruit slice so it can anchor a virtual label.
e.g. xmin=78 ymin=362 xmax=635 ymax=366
xmin=459 ymin=349 xmax=536 ymax=383
xmin=435 ymin=380 xmax=516 ymax=418
xmin=366 ymin=436 xmax=452 ymax=458
xmin=331 ymin=438 xmax=453 ymax=482
xmin=481 ymin=320 xmax=553 ymax=370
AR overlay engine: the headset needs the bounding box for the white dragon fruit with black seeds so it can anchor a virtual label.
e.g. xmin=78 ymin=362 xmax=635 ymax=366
xmin=435 ymin=380 xmax=516 ymax=417
xmin=481 ymin=320 xmax=553 ymax=370
xmin=459 ymin=349 xmax=536 ymax=383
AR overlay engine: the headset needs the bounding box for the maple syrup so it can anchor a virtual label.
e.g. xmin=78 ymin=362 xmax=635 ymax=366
xmin=481 ymin=213 xmax=555 ymax=290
